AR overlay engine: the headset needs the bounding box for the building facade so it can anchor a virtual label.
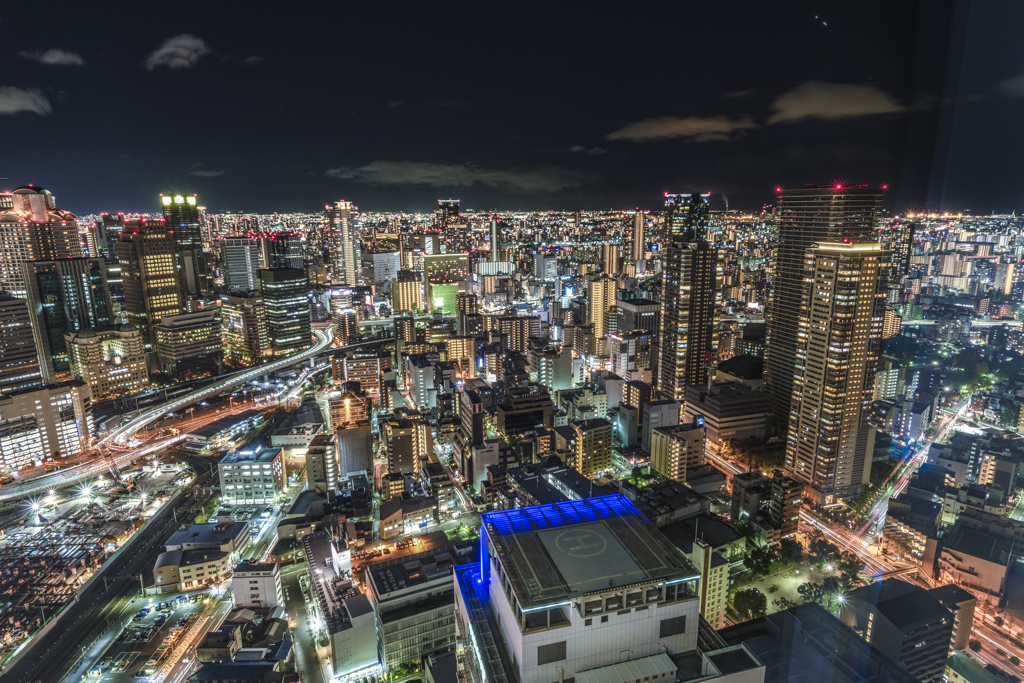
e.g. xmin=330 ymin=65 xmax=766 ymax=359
xmin=218 ymin=448 xmax=286 ymax=505
xmin=785 ymin=242 xmax=884 ymax=505
xmin=765 ymin=185 xmax=884 ymax=433
xmin=65 ymin=324 xmax=148 ymax=400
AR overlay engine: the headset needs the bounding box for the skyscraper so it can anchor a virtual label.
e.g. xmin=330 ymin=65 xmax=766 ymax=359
xmin=221 ymin=293 xmax=269 ymax=366
xmin=258 ymin=268 xmax=311 ymax=355
xmin=766 ymin=185 xmax=883 ymax=431
xmin=0 ymin=291 xmax=42 ymax=394
xmin=886 ymin=220 xmax=916 ymax=281
xmin=785 ymin=242 xmax=884 ymax=505
xmin=435 ymin=199 xmax=460 ymax=240
xmin=586 ymin=274 xmax=617 ymax=339
xmin=327 ymin=200 xmax=360 ymax=285
xmin=601 ymin=242 xmax=620 ymax=275
xmin=223 ymin=237 xmax=262 ymax=292
xmin=262 ymin=231 xmax=305 ymax=270
xmin=160 ymin=193 xmax=206 ymax=297
xmin=0 ymin=186 xmax=84 ymax=296
xmin=117 ymin=220 xmax=184 ymax=347
xmin=23 ymin=258 xmax=115 ymax=383
xmin=490 ymin=214 xmax=499 ymax=261
xmin=657 ymin=193 xmax=717 ymax=401
xmin=632 ymin=209 xmax=645 ymax=262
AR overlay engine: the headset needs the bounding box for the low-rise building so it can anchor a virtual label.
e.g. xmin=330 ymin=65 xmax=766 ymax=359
xmin=165 ymin=521 xmax=250 ymax=555
xmin=233 ymin=562 xmax=284 ymax=608
xmin=153 ymin=549 xmax=231 ymax=593
xmin=366 ymin=544 xmax=457 ymax=670
xmin=218 ymin=448 xmax=286 ymax=505
xmin=183 ymin=408 xmax=266 ymax=451
xmin=379 ymin=496 xmax=439 ymax=539
xmin=939 ymin=524 xmax=1010 ymax=597
xmin=302 ymin=532 xmax=381 ymax=680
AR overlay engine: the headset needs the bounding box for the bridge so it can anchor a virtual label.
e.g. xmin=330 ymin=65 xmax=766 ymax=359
xmin=0 ymin=326 xmax=338 ymax=503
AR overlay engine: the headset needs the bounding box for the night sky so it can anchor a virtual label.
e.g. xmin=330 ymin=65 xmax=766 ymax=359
xmin=1 ymin=1 xmax=1021 ymax=215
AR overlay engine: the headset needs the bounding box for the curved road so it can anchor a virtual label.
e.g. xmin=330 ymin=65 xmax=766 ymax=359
xmin=0 ymin=326 xmax=336 ymax=504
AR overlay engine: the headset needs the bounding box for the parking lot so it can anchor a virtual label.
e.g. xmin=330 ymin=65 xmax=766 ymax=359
xmin=86 ymin=593 xmax=210 ymax=680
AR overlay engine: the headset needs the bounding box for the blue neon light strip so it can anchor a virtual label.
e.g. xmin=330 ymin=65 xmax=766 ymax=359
xmin=480 ymin=494 xmax=643 ymax=539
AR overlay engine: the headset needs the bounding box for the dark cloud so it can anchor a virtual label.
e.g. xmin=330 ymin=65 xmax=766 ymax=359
xmin=19 ymin=48 xmax=85 ymax=66
xmin=326 ymin=161 xmax=598 ymax=193
xmin=569 ymin=145 xmax=607 ymax=155
xmin=768 ymin=81 xmax=905 ymax=124
xmin=606 ymin=116 xmax=757 ymax=142
xmin=0 ymin=87 xmax=51 ymax=115
xmin=145 ymin=34 xmax=211 ymax=71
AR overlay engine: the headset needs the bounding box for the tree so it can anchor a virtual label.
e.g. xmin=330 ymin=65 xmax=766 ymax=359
xmin=797 ymin=582 xmax=827 ymax=606
xmin=744 ymin=546 xmax=775 ymax=578
xmin=734 ymin=588 xmax=768 ymax=620
xmin=772 ymin=597 xmax=798 ymax=612
xmin=808 ymin=539 xmax=839 ymax=562
xmin=779 ymin=539 xmax=803 ymax=563
xmin=968 ymin=639 xmax=981 ymax=652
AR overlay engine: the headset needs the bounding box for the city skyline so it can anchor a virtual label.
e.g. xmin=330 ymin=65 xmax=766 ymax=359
xmin=4 ymin=2 xmax=1024 ymax=213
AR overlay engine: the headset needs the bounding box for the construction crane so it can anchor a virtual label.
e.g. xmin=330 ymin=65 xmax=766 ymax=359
xmin=100 ymin=447 xmax=133 ymax=491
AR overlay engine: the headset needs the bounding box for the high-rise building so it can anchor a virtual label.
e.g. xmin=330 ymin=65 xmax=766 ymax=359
xmin=609 ymin=330 xmax=653 ymax=382
xmin=632 ymin=209 xmax=645 ymax=262
xmin=429 ymin=282 xmax=459 ymax=315
xmin=0 ymin=381 xmax=93 ymax=471
xmin=766 ymin=185 xmax=883 ymax=432
xmin=258 ymin=268 xmax=311 ymax=356
xmin=617 ymin=297 xmax=660 ymax=334
xmin=570 ymin=418 xmax=613 ymax=477
xmin=384 ymin=417 xmax=432 ymax=474
xmin=649 ymin=424 xmax=704 ymax=482
xmin=393 ymin=271 xmax=424 ymax=313
xmin=887 ymin=220 xmax=916 ymax=281
xmin=327 ymin=200 xmax=360 ymax=285
xmin=306 ymin=434 xmax=339 ymax=492
xmin=601 ymin=243 xmax=620 ymax=275
xmin=117 ymin=220 xmax=184 ymax=347
xmin=840 ymin=580 xmax=953 ymax=683
xmin=160 ymin=193 xmax=205 ymax=297
xmin=785 ymin=242 xmax=884 ymax=505
xmin=435 ymin=199 xmax=460 ymax=234
xmin=657 ymin=194 xmax=717 ymax=401
xmin=490 ymin=214 xmax=499 ymax=261
xmin=336 ymin=351 xmax=392 ymax=399
xmin=65 ymin=324 xmax=148 ymax=400
xmin=587 ymin=275 xmax=617 ymax=339
xmin=262 ymin=231 xmax=304 ymax=270
xmin=642 ymin=399 xmax=681 ymax=452
xmin=23 ymin=258 xmax=115 ymax=383
xmin=529 ymin=345 xmax=572 ymax=392
xmin=220 ymin=293 xmax=269 ymax=367
xmin=454 ymin=496 xmax=759 ymax=683
xmin=497 ymin=316 xmax=533 ymax=354
xmin=0 ymin=291 xmax=42 ymax=394
xmin=0 ymin=186 xmax=84 ymax=296
xmin=154 ymin=311 xmax=223 ymax=379
xmin=424 ymin=253 xmax=470 ymax=284
xmin=223 ymin=237 xmax=262 ymax=292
